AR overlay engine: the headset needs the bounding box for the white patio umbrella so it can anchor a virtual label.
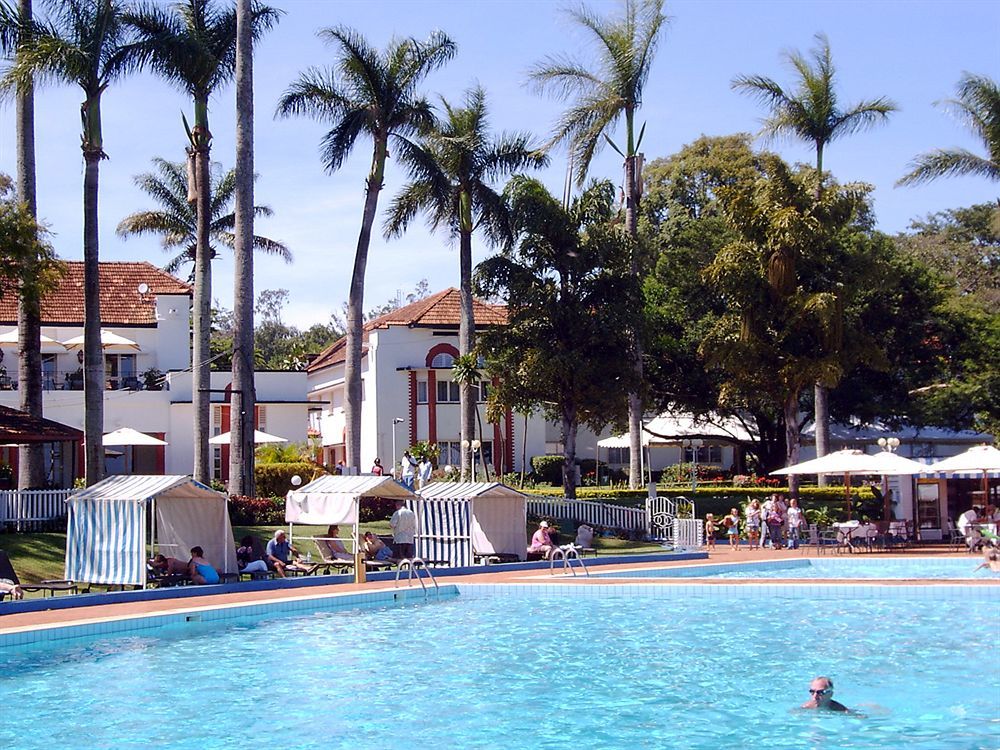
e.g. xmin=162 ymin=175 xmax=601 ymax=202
xmin=102 ymin=427 xmax=168 ymax=446
xmin=930 ymin=445 xmax=1000 ymax=505
xmin=867 ymin=451 xmax=929 ymax=523
xmin=209 ymin=429 xmax=287 ymax=445
xmin=62 ymin=329 xmax=141 ymax=352
xmin=772 ymin=449 xmax=884 ymax=520
xmin=0 ymin=328 xmax=66 ymax=353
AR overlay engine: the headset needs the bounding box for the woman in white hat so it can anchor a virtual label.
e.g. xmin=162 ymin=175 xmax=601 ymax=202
xmin=527 ymin=520 xmax=556 ymax=558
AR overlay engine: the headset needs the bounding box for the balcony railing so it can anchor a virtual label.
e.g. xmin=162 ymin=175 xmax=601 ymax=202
xmin=0 ymin=370 xmax=160 ymax=392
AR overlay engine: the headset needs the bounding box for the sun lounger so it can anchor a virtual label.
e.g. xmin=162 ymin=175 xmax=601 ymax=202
xmin=0 ymin=549 xmax=80 ymax=599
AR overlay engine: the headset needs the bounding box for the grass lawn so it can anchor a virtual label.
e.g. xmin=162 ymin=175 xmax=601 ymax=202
xmin=1 ymin=523 xmax=666 ymax=595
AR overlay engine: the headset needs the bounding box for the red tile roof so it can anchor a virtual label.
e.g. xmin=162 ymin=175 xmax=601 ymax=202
xmin=0 ymin=261 xmax=191 ymax=327
xmin=0 ymin=404 xmax=84 ymax=444
xmin=308 ymin=288 xmax=507 ymax=373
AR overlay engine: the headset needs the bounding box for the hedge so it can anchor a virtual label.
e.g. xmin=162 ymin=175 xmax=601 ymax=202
xmin=254 ymin=462 xmax=325 ymax=498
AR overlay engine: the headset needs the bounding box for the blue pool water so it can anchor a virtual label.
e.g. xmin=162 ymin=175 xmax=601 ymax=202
xmin=1 ymin=587 xmax=997 ymax=749
xmin=596 ymin=557 xmax=991 ymax=579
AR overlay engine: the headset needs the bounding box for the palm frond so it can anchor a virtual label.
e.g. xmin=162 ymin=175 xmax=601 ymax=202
xmin=897 ymin=149 xmax=1000 ymax=185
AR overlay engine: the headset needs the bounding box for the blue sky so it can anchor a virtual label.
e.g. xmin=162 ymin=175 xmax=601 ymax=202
xmin=1 ymin=0 xmax=998 ymax=329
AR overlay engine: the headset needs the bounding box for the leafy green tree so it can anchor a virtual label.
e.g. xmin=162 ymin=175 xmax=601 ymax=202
xmin=898 ymin=73 xmax=1000 ymax=186
xmin=3 ymin=0 xmax=140 ymax=485
xmin=385 ymin=85 xmax=546 ymax=481
xmin=475 ymin=176 xmax=634 ymax=498
xmin=277 ymin=26 xmax=455 ymax=474
xmin=732 ymin=32 xmax=896 ymax=465
xmin=125 ymin=0 xmax=279 ymax=485
xmin=117 ymin=157 xmax=290 ymax=277
xmin=529 ymin=0 xmax=667 ymax=489
xmin=0 ymin=173 xmax=62 ymax=310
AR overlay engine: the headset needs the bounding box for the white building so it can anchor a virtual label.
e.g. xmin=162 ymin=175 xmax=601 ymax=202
xmin=0 ymin=261 xmax=307 ymax=485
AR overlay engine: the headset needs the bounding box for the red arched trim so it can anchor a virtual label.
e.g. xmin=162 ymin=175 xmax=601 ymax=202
xmin=425 ymin=343 xmax=460 ymax=368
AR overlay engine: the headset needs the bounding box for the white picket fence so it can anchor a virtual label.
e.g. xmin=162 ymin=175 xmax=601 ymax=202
xmin=526 ymin=495 xmax=698 ymax=547
xmin=0 ymin=489 xmax=72 ymax=530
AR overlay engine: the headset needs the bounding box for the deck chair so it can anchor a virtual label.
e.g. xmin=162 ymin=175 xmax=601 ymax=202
xmin=307 ymin=539 xmax=354 ymax=574
xmin=0 ymin=549 xmax=79 ymax=599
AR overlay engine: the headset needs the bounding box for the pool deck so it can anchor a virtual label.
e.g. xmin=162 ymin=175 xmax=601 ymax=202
xmin=2 ymin=544 xmax=995 ymax=637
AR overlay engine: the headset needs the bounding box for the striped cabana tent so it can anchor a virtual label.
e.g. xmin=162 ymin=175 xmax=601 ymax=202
xmin=285 ymin=475 xmax=416 ymax=553
xmin=65 ymin=475 xmax=236 ymax=587
xmin=416 ymin=482 xmax=527 ymax=567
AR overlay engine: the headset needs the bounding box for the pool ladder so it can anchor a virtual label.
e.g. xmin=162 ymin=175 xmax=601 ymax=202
xmin=394 ymin=557 xmax=440 ymax=595
xmin=549 ymin=546 xmax=590 ymax=577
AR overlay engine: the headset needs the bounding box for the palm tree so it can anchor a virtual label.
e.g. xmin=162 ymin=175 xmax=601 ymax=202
xmin=732 ymin=32 xmax=896 ymax=466
xmin=230 ymin=0 xmax=255 ymax=496
xmin=0 ymin=0 xmax=44 ymax=488
xmin=125 ymin=0 xmax=279 ymax=485
xmin=276 ymin=27 xmax=455 ymax=473
xmin=117 ymin=158 xmax=290 ymax=277
xmin=384 ymin=85 xmax=546 ymax=480
xmin=528 ymin=0 xmax=667 ymax=489
xmin=4 ymin=0 xmax=140 ymax=485
xmin=898 ymin=73 xmax=1000 ymax=187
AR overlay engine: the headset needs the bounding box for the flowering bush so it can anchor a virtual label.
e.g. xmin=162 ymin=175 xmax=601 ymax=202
xmin=228 ymin=495 xmax=284 ymax=525
xmin=731 ymin=473 xmax=782 ymax=488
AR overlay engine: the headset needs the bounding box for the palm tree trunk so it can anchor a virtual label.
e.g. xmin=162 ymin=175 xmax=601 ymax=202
xmin=15 ymin=0 xmax=44 ymax=489
xmin=562 ymin=401 xmax=578 ymax=500
xmin=345 ymin=144 xmax=387 ymax=473
xmin=813 ymin=142 xmax=830 ymax=481
xmin=783 ymin=390 xmax=801 ymax=498
xmin=520 ymin=411 xmax=528 ymax=489
xmin=82 ymin=148 xmax=104 ymax=486
xmin=458 ymin=223 xmax=475 ymax=482
xmin=192 ymin=142 xmax=212 ymax=486
xmin=230 ymin=0 xmax=256 ymax=497
xmin=624 ymin=151 xmax=645 ymax=490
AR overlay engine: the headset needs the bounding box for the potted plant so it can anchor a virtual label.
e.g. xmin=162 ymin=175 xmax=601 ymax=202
xmin=142 ymin=367 xmax=164 ymax=391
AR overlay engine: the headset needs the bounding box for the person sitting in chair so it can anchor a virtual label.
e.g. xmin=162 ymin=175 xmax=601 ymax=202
xmin=319 ymin=525 xmax=353 ymax=562
xmin=0 ymin=578 xmax=24 ymax=600
xmin=188 ymin=546 xmax=220 ymax=585
xmin=149 ymin=554 xmax=189 ymax=576
xmin=527 ymin=520 xmax=556 ymax=559
xmin=363 ymin=531 xmax=394 ymax=561
xmin=266 ymin=529 xmax=301 ymax=577
xmin=574 ymin=523 xmax=594 ymax=549
xmin=236 ymin=535 xmax=269 ymax=574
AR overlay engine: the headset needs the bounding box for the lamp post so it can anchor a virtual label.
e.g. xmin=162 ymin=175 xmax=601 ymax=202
xmin=391 ymin=417 xmax=405 ymax=478
xmin=686 ymin=439 xmax=702 ymax=492
xmin=877 ymin=436 xmax=900 ymax=523
xmin=462 ymin=438 xmax=481 ymax=481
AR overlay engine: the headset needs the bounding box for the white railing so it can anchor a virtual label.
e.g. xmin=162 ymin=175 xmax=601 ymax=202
xmin=645 ymin=495 xmax=698 ymax=547
xmin=0 ymin=489 xmax=72 ymax=530
xmin=527 ymin=496 xmax=647 ymax=532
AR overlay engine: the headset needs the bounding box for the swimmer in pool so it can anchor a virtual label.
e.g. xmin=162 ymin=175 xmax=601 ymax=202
xmin=801 ymin=676 xmax=849 ymax=712
xmin=975 ymin=548 xmax=1000 ymax=572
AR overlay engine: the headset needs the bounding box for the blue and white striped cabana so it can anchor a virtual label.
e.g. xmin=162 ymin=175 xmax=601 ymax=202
xmin=416 ymin=482 xmax=527 ymax=567
xmin=65 ymin=475 xmax=237 ymax=587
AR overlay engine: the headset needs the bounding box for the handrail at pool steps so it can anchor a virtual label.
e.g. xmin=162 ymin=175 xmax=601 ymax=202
xmin=394 ymin=558 xmax=439 ymax=595
xmin=549 ymin=546 xmax=590 ymax=577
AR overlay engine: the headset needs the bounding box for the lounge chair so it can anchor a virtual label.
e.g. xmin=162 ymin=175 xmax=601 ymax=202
xmin=0 ymin=549 xmax=80 ymax=599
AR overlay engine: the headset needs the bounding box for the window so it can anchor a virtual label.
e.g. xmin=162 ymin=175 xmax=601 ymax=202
xmin=607 ymin=447 xmax=630 ymax=465
xmin=436 ymin=379 xmax=460 ymax=403
xmin=104 ymin=353 xmax=136 ymax=389
xmin=437 ymin=440 xmax=493 ymax=470
xmin=416 ymin=380 xmax=428 ymax=404
xmin=431 ymin=352 xmax=454 ymax=368
xmin=478 ymin=380 xmax=489 ymax=403
xmin=683 ymin=445 xmax=723 ymax=463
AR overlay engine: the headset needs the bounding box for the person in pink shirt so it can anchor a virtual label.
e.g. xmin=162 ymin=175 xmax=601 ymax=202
xmin=527 ymin=520 xmax=556 ymax=558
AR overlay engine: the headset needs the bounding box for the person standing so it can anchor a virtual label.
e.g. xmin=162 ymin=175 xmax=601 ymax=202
xmin=786 ymin=498 xmax=805 ymax=549
xmin=745 ymin=499 xmax=762 ymax=550
xmin=400 ymin=451 xmax=417 ymax=490
xmin=371 ymin=457 xmax=384 ymax=476
xmin=723 ymin=507 xmax=740 ymax=550
xmin=417 ymin=456 xmax=433 ymax=489
xmin=390 ymin=499 xmax=417 ymax=560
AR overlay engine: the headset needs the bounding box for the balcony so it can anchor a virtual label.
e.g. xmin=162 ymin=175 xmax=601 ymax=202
xmin=0 ymin=370 xmax=162 ymax=392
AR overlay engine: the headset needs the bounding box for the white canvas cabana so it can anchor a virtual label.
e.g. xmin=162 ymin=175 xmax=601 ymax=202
xmin=65 ymin=475 xmax=236 ymax=587
xmin=285 ymin=475 xmax=416 ymax=553
xmin=416 ymin=482 xmax=527 ymax=567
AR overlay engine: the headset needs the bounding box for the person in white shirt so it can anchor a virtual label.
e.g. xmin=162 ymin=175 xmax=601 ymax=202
xmin=400 ymin=451 xmax=417 ymax=489
xmin=390 ymin=499 xmax=417 ymax=559
xmin=417 ymin=457 xmax=433 ymax=489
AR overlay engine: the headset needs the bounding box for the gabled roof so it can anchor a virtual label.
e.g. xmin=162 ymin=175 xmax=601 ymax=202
xmin=291 ymin=474 xmax=415 ymax=499
xmin=308 ymin=288 xmax=506 ymax=373
xmin=418 ymin=481 xmax=526 ymax=501
xmin=0 ymin=261 xmax=191 ymax=327
xmin=69 ymin=475 xmax=220 ymax=502
xmin=0 ymin=404 xmax=84 ymax=445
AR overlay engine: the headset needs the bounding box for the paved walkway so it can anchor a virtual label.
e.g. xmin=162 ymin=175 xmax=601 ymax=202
xmin=1 ymin=544 xmax=991 ymax=636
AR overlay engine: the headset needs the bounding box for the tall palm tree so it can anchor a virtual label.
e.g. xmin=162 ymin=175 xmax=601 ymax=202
xmin=4 ymin=0 xmax=139 ymax=485
xmin=384 ymin=85 xmax=546 ymax=480
xmin=276 ymin=26 xmax=455 ymax=473
xmin=897 ymin=73 xmax=1000 ymax=187
xmin=117 ymin=157 xmax=290 ymax=277
xmin=529 ymin=0 xmax=667 ymax=489
xmin=125 ymin=0 xmax=278 ymax=485
xmin=732 ymin=32 xmax=896 ymax=466
xmin=0 ymin=0 xmax=44 ymax=488
xmin=230 ymin=0 xmax=255 ymax=496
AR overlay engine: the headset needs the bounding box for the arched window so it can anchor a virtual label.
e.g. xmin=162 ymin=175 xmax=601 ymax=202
xmin=431 ymin=352 xmax=454 ymax=368
xmin=425 ymin=343 xmax=460 ymax=368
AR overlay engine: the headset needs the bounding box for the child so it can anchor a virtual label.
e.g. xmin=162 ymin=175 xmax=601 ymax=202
xmin=705 ymin=513 xmax=718 ymax=549
xmin=723 ymin=507 xmax=740 ymax=550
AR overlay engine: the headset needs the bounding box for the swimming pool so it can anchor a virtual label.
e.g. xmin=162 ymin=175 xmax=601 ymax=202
xmin=595 ymin=557 xmax=993 ymax=580
xmin=1 ymin=585 xmax=997 ymax=749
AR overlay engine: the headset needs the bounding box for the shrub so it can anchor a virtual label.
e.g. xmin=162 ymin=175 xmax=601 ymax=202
xmin=254 ymin=462 xmax=324 ymax=497
xmin=531 ymin=455 xmax=565 ymax=486
xmin=229 ymin=495 xmax=284 ymax=525
xmin=360 ymin=497 xmax=396 ymax=523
